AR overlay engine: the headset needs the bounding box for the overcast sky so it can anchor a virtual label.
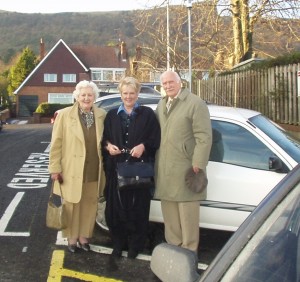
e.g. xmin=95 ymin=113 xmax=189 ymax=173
xmin=0 ymin=0 xmax=185 ymax=13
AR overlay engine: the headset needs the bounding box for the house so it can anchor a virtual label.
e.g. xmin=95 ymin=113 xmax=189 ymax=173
xmin=14 ymin=39 xmax=130 ymax=117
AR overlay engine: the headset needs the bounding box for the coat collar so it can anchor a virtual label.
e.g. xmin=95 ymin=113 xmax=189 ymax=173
xmin=162 ymin=88 xmax=190 ymax=115
xmin=68 ymin=102 xmax=105 ymax=146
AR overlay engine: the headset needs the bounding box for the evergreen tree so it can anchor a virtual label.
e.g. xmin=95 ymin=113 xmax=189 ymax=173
xmin=7 ymin=47 xmax=38 ymax=98
xmin=0 ymin=74 xmax=9 ymax=106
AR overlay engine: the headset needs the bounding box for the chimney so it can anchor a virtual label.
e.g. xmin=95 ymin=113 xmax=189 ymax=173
xmin=40 ymin=38 xmax=45 ymax=60
xmin=120 ymin=41 xmax=127 ymax=62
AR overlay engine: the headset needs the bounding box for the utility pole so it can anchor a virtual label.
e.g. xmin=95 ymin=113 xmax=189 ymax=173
xmin=167 ymin=0 xmax=170 ymax=70
xmin=185 ymin=0 xmax=192 ymax=91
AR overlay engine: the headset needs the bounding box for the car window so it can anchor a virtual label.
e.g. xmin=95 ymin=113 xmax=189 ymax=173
xmin=222 ymin=183 xmax=300 ymax=281
xmin=250 ymin=114 xmax=300 ymax=163
xmin=95 ymin=97 xmax=122 ymax=111
xmin=210 ymin=120 xmax=277 ymax=170
xmin=140 ymin=86 xmax=161 ymax=95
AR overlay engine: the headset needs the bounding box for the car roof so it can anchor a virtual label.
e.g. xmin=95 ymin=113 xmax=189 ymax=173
xmin=95 ymin=95 xmax=261 ymax=121
xmin=208 ymin=104 xmax=260 ymax=120
xmin=95 ymin=93 xmax=161 ymax=102
xmin=98 ymin=84 xmax=162 ymax=96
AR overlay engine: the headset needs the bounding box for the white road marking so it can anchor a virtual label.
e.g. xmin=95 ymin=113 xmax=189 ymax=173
xmin=0 ymin=192 xmax=30 ymax=236
xmin=55 ymin=232 xmax=208 ymax=270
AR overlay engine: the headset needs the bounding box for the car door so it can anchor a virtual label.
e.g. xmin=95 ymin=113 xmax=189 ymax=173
xmin=201 ymin=119 xmax=290 ymax=231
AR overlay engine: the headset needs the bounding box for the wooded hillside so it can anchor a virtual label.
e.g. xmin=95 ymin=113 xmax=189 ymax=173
xmin=0 ymin=8 xmax=299 ymax=73
xmin=0 ymin=10 xmax=138 ymax=64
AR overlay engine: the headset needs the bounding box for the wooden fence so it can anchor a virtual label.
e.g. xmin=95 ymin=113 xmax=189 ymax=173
xmin=194 ymin=63 xmax=300 ymax=126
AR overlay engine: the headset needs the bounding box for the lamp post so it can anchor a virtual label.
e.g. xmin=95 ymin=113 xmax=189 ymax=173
xmin=167 ymin=0 xmax=170 ymax=70
xmin=185 ymin=0 xmax=192 ymax=91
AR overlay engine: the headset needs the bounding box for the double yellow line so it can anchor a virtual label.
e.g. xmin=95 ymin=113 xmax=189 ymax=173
xmin=48 ymin=250 xmax=122 ymax=282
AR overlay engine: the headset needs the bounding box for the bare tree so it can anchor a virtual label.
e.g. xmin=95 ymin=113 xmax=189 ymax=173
xmin=133 ymin=0 xmax=300 ymax=74
xmin=225 ymin=0 xmax=300 ymax=65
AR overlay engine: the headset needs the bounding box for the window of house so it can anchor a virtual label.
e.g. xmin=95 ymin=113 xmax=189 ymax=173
xmin=115 ymin=71 xmax=125 ymax=81
xmin=91 ymin=69 xmax=126 ymax=82
xmin=48 ymin=93 xmax=74 ymax=104
xmin=44 ymin=74 xmax=57 ymax=82
xmin=103 ymin=70 xmax=113 ymax=81
xmin=63 ymin=74 xmax=76 ymax=83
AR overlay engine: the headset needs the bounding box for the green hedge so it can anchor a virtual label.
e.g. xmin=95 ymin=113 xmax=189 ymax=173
xmin=35 ymin=103 xmax=73 ymax=116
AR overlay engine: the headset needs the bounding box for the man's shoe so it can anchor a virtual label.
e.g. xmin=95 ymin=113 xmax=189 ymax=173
xmin=112 ymin=248 xmax=122 ymax=257
xmin=128 ymin=249 xmax=138 ymax=259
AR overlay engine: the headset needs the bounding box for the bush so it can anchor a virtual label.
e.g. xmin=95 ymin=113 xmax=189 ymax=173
xmin=35 ymin=103 xmax=73 ymax=116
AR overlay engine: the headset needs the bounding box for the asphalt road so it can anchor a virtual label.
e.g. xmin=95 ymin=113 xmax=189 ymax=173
xmin=0 ymin=123 xmax=232 ymax=281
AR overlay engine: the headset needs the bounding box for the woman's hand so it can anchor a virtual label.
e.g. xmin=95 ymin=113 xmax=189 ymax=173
xmin=106 ymin=142 xmax=122 ymax=156
xmin=51 ymin=173 xmax=63 ymax=183
xmin=130 ymin=143 xmax=145 ymax=158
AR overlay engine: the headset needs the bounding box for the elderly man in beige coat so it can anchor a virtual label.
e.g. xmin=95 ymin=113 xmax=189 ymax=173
xmin=154 ymin=71 xmax=212 ymax=254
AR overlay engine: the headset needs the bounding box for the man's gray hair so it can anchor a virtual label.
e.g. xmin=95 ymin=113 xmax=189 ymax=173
xmin=160 ymin=70 xmax=181 ymax=84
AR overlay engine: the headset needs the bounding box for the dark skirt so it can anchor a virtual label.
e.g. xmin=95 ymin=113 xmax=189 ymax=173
xmin=104 ymin=172 xmax=152 ymax=252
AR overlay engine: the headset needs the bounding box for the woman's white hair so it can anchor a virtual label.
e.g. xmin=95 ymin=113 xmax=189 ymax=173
xmin=73 ymin=80 xmax=98 ymax=100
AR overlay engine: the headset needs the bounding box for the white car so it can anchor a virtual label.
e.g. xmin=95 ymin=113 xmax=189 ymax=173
xmin=151 ymin=164 xmax=300 ymax=282
xmin=98 ymin=84 xmax=161 ymax=97
xmin=96 ymin=98 xmax=300 ymax=232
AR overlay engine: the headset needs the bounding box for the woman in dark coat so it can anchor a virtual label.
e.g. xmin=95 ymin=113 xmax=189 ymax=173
xmin=102 ymin=77 xmax=160 ymax=259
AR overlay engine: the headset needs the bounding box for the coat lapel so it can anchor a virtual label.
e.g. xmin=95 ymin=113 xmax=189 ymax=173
xmin=68 ymin=103 xmax=85 ymax=145
xmin=93 ymin=106 xmax=106 ymax=156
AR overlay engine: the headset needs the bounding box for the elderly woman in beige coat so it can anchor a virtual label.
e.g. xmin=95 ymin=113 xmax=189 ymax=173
xmin=49 ymin=80 xmax=106 ymax=253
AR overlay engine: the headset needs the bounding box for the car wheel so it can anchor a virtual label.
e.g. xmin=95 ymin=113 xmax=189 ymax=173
xmin=96 ymin=197 xmax=109 ymax=231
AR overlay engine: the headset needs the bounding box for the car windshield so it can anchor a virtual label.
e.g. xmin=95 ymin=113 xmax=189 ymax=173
xmin=250 ymin=114 xmax=300 ymax=163
xmin=222 ymin=183 xmax=300 ymax=281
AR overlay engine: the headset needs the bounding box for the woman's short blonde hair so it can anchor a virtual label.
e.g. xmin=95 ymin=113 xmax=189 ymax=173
xmin=73 ymin=80 xmax=98 ymax=100
xmin=118 ymin=77 xmax=141 ymax=94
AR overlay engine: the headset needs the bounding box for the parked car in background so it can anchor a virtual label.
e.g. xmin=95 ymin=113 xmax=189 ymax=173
xmin=98 ymin=83 xmax=162 ymax=97
xmin=51 ymin=90 xmax=161 ymax=123
xmin=94 ymin=93 xmax=161 ymax=112
xmin=97 ymin=104 xmax=300 ymax=232
xmin=151 ymin=163 xmax=300 ymax=282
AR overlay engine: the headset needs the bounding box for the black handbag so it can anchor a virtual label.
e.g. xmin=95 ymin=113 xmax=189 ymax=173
xmin=116 ymin=159 xmax=154 ymax=190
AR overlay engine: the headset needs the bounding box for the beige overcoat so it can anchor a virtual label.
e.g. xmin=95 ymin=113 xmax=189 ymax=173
xmin=154 ymin=88 xmax=212 ymax=202
xmin=48 ymin=102 xmax=106 ymax=203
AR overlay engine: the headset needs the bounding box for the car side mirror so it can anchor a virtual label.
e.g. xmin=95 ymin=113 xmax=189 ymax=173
xmin=269 ymin=156 xmax=285 ymax=172
xmin=151 ymin=243 xmax=200 ymax=282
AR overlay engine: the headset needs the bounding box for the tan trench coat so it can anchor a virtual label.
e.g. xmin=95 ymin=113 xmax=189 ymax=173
xmin=48 ymin=102 xmax=106 ymax=203
xmin=154 ymin=88 xmax=212 ymax=202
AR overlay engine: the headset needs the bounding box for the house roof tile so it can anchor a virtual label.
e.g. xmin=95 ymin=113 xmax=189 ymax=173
xmin=70 ymin=45 xmax=129 ymax=69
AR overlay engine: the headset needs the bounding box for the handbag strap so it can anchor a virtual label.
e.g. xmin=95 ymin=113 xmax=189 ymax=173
xmin=49 ymin=180 xmax=64 ymax=204
xmin=122 ymin=150 xmax=145 ymax=163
